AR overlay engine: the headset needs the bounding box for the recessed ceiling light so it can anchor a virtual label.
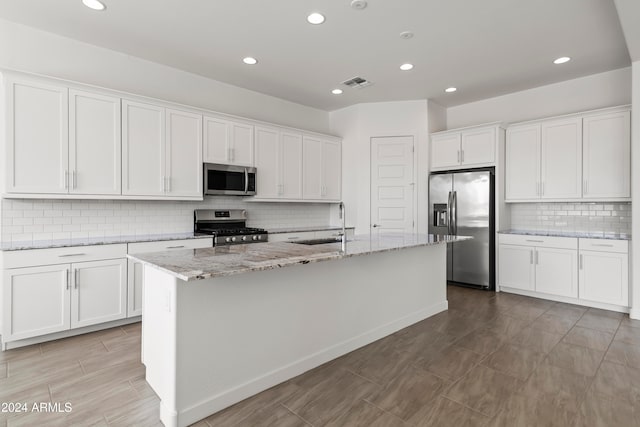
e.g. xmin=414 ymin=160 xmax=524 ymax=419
xmin=350 ymin=0 xmax=368 ymax=10
xmin=400 ymin=63 xmax=414 ymax=71
xmin=82 ymin=0 xmax=105 ymax=11
xmin=553 ymin=56 xmax=571 ymax=64
xmin=331 ymin=89 xmax=343 ymax=95
xmin=307 ymin=13 xmax=325 ymax=25
xmin=399 ymin=31 xmax=414 ymax=40
xmin=445 ymin=87 xmax=457 ymax=93
xmin=243 ymin=57 xmax=258 ymax=65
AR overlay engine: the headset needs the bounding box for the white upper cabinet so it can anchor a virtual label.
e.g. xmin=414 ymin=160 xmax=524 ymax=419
xmin=122 ymin=100 xmax=165 ymax=196
xmin=322 ymin=139 xmax=342 ymax=201
xmin=540 ymin=118 xmax=582 ymax=199
xmin=505 ymin=124 xmax=540 ymax=201
xmin=254 ymin=126 xmax=303 ymax=200
xmin=582 ymin=111 xmax=631 ymax=200
xmin=431 ymin=126 xmax=498 ymax=171
xmin=123 ymin=101 xmax=202 ymax=198
xmin=165 ymin=109 xmax=202 ymax=197
xmin=505 ymin=107 xmax=630 ymax=202
xmin=302 ymin=136 xmax=324 ymax=200
xmin=6 ymin=77 xmax=69 ymax=194
xmin=203 ymin=116 xmax=254 ymax=167
xmin=69 ymin=90 xmax=121 ymax=195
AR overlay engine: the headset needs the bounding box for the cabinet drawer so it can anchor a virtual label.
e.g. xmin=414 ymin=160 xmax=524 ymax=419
xmin=3 ymin=244 xmax=128 ymax=269
xmin=268 ymin=232 xmax=316 ymax=243
xmin=579 ymin=238 xmax=628 ymax=253
xmin=127 ymin=238 xmax=213 ymax=254
xmin=498 ymin=234 xmax=577 ymax=249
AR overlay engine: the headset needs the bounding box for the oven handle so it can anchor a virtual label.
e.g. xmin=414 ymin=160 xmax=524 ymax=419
xmin=244 ymin=168 xmax=249 ymax=194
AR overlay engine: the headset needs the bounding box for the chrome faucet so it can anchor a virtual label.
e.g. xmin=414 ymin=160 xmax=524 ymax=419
xmin=338 ymin=201 xmax=346 ymax=252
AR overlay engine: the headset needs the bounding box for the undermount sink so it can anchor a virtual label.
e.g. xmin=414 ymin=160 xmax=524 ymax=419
xmin=289 ymin=237 xmax=344 ymax=245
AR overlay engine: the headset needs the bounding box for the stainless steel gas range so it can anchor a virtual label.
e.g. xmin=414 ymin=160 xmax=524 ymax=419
xmin=194 ymin=209 xmax=268 ymax=246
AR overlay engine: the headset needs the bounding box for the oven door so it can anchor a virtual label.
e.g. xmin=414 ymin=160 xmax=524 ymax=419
xmin=204 ymin=164 xmax=256 ymax=196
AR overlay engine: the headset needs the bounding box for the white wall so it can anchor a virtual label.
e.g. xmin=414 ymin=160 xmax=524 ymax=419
xmin=329 ymin=100 xmax=430 ymax=235
xmin=631 ymin=61 xmax=640 ymax=319
xmin=447 ymin=68 xmax=632 ymax=129
xmin=0 ymin=19 xmax=330 ymax=133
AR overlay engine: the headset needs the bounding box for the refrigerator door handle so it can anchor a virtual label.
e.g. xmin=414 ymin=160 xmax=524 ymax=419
xmin=452 ymin=191 xmax=457 ymax=235
xmin=447 ymin=191 xmax=453 ymax=235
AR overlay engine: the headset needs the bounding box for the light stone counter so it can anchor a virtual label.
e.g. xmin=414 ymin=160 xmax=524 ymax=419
xmin=128 ymin=233 xmax=471 ymax=281
xmin=498 ymin=229 xmax=631 ymax=241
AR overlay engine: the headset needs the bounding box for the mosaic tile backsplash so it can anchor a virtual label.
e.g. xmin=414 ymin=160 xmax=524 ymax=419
xmin=509 ymin=202 xmax=631 ymax=236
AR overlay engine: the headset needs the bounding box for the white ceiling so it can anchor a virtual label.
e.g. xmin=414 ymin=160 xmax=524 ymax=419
xmin=0 ymin=0 xmax=631 ymax=111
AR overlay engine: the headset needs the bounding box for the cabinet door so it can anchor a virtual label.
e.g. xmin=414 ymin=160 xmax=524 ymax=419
xmin=322 ymin=140 xmax=342 ymax=200
xmin=165 ymin=108 xmax=202 ymax=197
xmin=6 ymin=78 xmax=68 ymax=193
xmin=281 ymin=131 xmax=303 ymax=199
xmin=505 ymin=124 xmax=540 ymax=200
xmin=69 ymin=90 xmax=121 ymax=195
xmin=2 ymin=265 xmax=70 ymax=341
xmin=71 ymin=259 xmax=127 ymax=329
xmin=431 ymin=134 xmax=461 ymax=169
xmin=203 ymin=116 xmax=229 ymax=164
xmin=122 ymin=100 xmax=165 ymax=196
xmin=230 ymin=122 xmax=254 ymax=167
xmin=498 ymin=245 xmax=535 ymax=291
xmin=540 ymin=118 xmax=582 ymax=199
xmin=254 ymin=126 xmax=280 ymax=198
xmin=303 ymin=136 xmax=323 ymax=199
xmin=127 ymin=258 xmax=144 ymax=317
xmin=535 ymin=247 xmax=578 ymax=298
xmin=579 ymin=250 xmax=628 ymax=306
xmin=461 ymin=128 xmax=495 ymax=166
xmin=582 ymin=111 xmax=630 ymax=200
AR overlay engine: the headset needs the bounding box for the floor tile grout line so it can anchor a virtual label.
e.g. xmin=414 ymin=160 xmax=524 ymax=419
xmin=279 ymin=402 xmax=314 ymax=426
xmin=362 ymin=397 xmax=417 ymax=426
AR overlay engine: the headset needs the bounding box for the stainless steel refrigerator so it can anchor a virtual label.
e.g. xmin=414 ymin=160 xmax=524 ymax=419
xmin=428 ymin=168 xmax=495 ymax=290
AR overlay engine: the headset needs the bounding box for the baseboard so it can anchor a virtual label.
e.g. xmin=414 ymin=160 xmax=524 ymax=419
xmin=629 ymin=308 xmax=640 ymax=320
xmin=500 ymin=287 xmax=629 ymax=313
xmin=177 ymin=300 xmax=448 ymax=427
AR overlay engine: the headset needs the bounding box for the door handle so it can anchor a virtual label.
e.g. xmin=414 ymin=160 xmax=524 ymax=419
xmin=244 ymin=168 xmax=249 ymax=194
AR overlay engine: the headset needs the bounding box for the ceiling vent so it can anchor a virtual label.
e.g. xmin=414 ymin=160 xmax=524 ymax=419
xmin=341 ymin=76 xmax=373 ymax=89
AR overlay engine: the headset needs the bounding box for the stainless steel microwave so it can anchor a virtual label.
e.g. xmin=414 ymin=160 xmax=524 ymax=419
xmin=203 ymin=163 xmax=256 ymax=196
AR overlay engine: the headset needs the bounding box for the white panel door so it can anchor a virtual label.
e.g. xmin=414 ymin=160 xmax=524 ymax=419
xmin=579 ymin=250 xmax=628 ymax=306
xmin=303 ymin=136 xmax=323 ymax=199
xmin=3 ymin=265 xmax=70 ymax=341
xmin=254 ymin=126 xmax=280 ymax=198
xmin=69 ymin=90 xmax=121 ymax=195
xmin=203 ymin=116 xmax=229 ymax=164
xmin=281 ymin=131 xmax=303 ymax=199
xmin=122 ymin=100 xmax=165 ymax=196
xmin=127 ymin=259 xmax=144 ymax=318
xmin=230 ymin=122 xmax=254 ymax=166
xmin=71 ymin=259 xmax=127 ymax=328
xmin=370 ymin=136 xmax=414 ymax=235
xmin=582 ymin=111 xmax=631 ymax=199
xmin=165 ymin=108 xmax=202 ymax=197
xmin=535 ymin=247 xmax=578 ymax=298
xmin=540 ymin=118 xmax=582 ymax=199
xmin=431 ymin=134 xmax=461 ymax=169
xmin=461 ymin=127 xmax=495 ymax=166
xmin=505 ymin=124 xmax=540 ymax=200
xmin=498 ymin=245 xmax=535 ymax=291
xmin=7 ymin=78 xmax=68 ymax=193
xmin=322 ymin=140 xmax=342 ymax=201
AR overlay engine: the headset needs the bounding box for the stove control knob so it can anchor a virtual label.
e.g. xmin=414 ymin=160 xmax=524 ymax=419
xmin=252 ymin=235 xmax=258 ymax=241
xmin=257 ymin=235 xmax=262 ymax=240
xmin=241 ymin=236 xmax=248 ymax=241
xmin=225 ymin=237 xmax=232 ymax=243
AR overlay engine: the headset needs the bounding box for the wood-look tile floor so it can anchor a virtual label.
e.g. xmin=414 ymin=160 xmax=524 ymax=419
xmin=2 ymin=286 xmax=640 ymax=426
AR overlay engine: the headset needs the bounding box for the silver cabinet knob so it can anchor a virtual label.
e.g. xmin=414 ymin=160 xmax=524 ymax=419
xmin=225 ymin=237 xmax=232 ymax=243
xmin=231 ymin=237 xmax=237 ymax=242
xmin=241 ymin=236 xmax=248 ymax=241
xmin=252 ymin=236 xmax=259 ymax=241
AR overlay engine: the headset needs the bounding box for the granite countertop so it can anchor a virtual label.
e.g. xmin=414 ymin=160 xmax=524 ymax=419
xmin=1 ymin=232 xmax=213 ymax=251
xmin=128 ymin=233 xmax=472 ymax=281
xmin=498 ymin=230 xmax=631 ymax=241
xmin=267 ymin=226 xmax=356 ymax=234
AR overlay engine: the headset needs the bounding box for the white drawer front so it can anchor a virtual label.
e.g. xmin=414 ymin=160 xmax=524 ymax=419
xmin=3 ymin=244 xmax=128 ymax=269
xmin=498 ymin=234 xmax=577 ymax=250
xmin=268 ymin=232 xmax=316 ymax=243
xmin=128 ymin=238 xmax=213 ymax=254
xmin=579 ymin=238 xmax=628 ymax=253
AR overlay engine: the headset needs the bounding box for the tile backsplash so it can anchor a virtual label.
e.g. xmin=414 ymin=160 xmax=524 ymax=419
xmin=0 ymin=197 xmax=332 ymax=243
xmin=510 ymin=202 xmax=631 ymax=236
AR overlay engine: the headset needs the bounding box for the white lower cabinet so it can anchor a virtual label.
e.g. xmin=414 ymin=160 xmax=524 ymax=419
xmin=498 ymin=234 xmax=628 ymax=309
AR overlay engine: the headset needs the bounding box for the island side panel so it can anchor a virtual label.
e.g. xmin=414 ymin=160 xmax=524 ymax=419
xmin=148 ymin=243 xmax=447 ymax=427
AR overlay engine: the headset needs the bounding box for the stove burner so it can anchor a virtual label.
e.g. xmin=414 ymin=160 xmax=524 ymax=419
xmin=194 ymin=209 xmax=268 ymax=246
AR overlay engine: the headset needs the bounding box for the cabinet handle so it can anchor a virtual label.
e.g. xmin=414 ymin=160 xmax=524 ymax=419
xmin=166 ymin=245 xmax=185 ymax=249
xmin=287 ymin=236 xmax=300 ymax=240
xmin=58 ymin=253 xmax=86 ymax=257
xmin=534 ymin=250 xmax=539 ymax=265
xmin=530 ymin=250 xmax=533 ymax=264
xmin=525 ymin=239 xmax=544 ymax=243
xmin=75 ymin=269 xmax=79 ymax=289
xmin=591 ymin=243 xmax=614 ymax=247
xmin=461 ymin=150 xmax=464 ymax=163
xmin=66 ymin=269 xmax=70 ymax=290
xmin=579 ymin=254 xmax=583 ymax=270
xmin=72 ymin=170 xmax=77 ymax=189
xmin=231 ymin=148 xmax=235 ymax=162
xmin=457 ymin=150 xmax=460 ymax=163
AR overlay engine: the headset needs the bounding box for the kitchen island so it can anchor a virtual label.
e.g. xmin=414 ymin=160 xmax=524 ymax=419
xmin=129 ymin=233 xmax=470 ymax=427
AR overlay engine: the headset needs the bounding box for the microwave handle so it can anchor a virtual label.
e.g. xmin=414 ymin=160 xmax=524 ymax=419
xmin=244 ymin=168 xmax=249 ymax=194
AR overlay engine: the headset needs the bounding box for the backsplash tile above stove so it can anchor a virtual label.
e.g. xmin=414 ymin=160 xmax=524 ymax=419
xmin=0 ymin=198 xmax=332 ymax=243
xmin=510 ymin=202 xmax=631 ymax=236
